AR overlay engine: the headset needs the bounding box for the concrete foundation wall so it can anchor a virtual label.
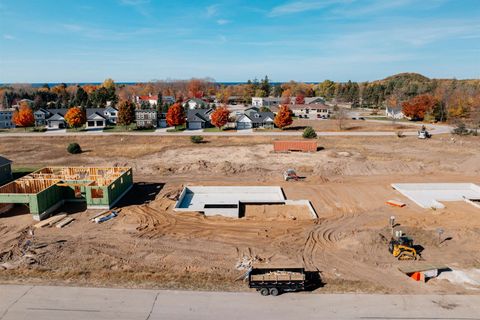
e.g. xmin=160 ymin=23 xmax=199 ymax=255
xmin=392 ymin=183 xmax=480 ymax=209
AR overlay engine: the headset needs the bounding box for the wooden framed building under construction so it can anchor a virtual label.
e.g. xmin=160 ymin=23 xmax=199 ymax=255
xmin=0 ymin=167 xmax=133 ymax=220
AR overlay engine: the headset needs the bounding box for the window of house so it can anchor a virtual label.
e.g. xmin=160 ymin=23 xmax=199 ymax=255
xmin=88 ymin=121 xmax=95 ymax=126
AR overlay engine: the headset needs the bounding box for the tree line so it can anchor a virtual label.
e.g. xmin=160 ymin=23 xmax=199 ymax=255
xmin=1 ymin=73 xmax=479 ymax=126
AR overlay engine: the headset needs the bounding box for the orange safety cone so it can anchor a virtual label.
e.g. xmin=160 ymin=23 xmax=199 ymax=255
xmin=410 ymin=272 xmax=424 ymax=282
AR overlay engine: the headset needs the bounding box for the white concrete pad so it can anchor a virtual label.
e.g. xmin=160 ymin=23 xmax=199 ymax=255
xmin=392 ymin=183 xmax=480 ymax=209
xmin=175 ymin=186 xmax=288 ymax=218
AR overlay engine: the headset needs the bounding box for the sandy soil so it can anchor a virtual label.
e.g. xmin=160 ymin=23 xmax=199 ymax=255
xmin=0 ymin=134 xmax=479 ymax=294
xmin=289 ymin=119 xmax=417 ymax=132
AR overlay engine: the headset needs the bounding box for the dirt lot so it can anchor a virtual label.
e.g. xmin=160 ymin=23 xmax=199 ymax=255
xmin=0 ymin=134 xmax=479 ymax=294
xmin=288 ymin=119 xmax=417 ymax=132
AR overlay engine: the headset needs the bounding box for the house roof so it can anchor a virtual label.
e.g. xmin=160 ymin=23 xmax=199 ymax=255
xmin=0 ymin=156 xmax=12 ymax=167
xmin=252 ymin=97 xmax=282 ymax=102
xmin=105 ymin=106 xmax=118 ymax=112
xmin=185 ymin=98 xmax=208 ymax=105
xmin=187 ymin=109 xmax=211 ymax=122
xmin=289 ymin=104 xmax=329 ymax=111
xmin=243 ymin=111 xmax=275 ymax=124
xmin=87 ymin=112 xmax=107 ymax=120
xmin=304 ymin=97 xmax=326 ymax=104
xmin=47 ymin=113 xmax=65 ymax=121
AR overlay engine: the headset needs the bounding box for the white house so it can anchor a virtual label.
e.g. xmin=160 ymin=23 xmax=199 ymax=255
xmin=86 ymin=111 xmax=107 ymax=129
xmin=291 ymin=104 xmax=332 ymax=119
xmin=251 ymin=97 xmax=283 ymax=108
xmin=183 ymin=98 xmax=208 ymax=110
xmin=103 ymin=106 xmax=118 ymax=124
xmin=386 ymin=107 xmax=405 ymax=119
xmin=0 ymin=109 xmax=15 ymax=129
xmin=46 ymin=113 xmax=66 ymax=129
xmin=135 ymin=94 xmax=158 ymax=107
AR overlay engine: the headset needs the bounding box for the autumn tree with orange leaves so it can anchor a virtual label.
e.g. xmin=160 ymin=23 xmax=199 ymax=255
xmin=402 ymin=94 xmax=438 ymax=121
xmin=210 ymin=106 xmax=230 ymax=129
xmin=12 ymin=103 xmax=35 ymax=130
xmin=274 ymin=105 xmax=293 ymax=129
xmin=166 ymin=103 xmax=185 ymax=128
xmin=64 ymin=107 xmax=86 ymax=129
xmin=187 ymin=79 xmax=205 ymax=98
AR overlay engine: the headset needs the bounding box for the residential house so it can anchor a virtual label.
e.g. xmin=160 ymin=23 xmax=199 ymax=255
xmin=183 ymin=98 xmax=208 ymax=110
xmin=187 ymin=109 xmax=213 ymax=130
xmin=135 ymin=109 xmax=158 ymax=128
xmin=103 ymin=106 xmax=118 ymax=124
xmin=86 ymin=111 xmax=108 ymax=129
xmin=46 ymin=113 xmax=66 ymax=129
xmin=251 ymin=97 xmax=283 ymax=108
xmin=0 ymin=156 xmax=12 ymax=186
xmin=0 ymin=109 xmax=15 ymax=129
xmin=34 ymin=108 xmax=50 ymax=127
xmin=163 ymin=96 xmax=175 ymax=105
xmin=135 ymin=95 xmax=175 ymax=107
xmin=291 ymin=104 xmax=332 ymax=119
xmin=304 ymin=97 xmax=326 ymax=105
xmin=386 ymin=106 xmax=405 ymax=119
xmin=243 ymin=106 xmax=260 ymax=117
xmin=43 ymin=108 xmax=117 ymax=129
xmin=236 ymin=111 xmax=275 ymax=130
xmin=135 ymin=94 xmax=159 ymax=107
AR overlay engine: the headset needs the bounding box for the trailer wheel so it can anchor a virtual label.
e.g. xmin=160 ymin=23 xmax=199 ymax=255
xmin=269 ymin=288 xmax=279 ymax=296
xmin=260 ymin=288 xmax=270 ymax=296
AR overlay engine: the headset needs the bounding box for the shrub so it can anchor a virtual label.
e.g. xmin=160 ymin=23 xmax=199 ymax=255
xmin=67 ymin=142 xmax=82 ymax=154
xmin=190 ymin=135 xmax=204 ymax=144
xmin=302 ymin=126 xmax=317 ymax=139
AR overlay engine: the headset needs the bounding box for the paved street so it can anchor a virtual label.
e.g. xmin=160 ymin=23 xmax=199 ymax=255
xmin=0 ymin=122 xmax=452 ymax=138
xmin=1 ymin=285 xmax=479 ymax=320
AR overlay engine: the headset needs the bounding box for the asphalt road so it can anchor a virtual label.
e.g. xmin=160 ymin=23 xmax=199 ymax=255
xmin=1 ymin=285 xmax=479 ymax=320
xmin=0 ymin=121 xmax=452 ymax=137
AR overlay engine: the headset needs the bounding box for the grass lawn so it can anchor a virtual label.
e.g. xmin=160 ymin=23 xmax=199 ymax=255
xmin=66 ymin=126 xmax=87 ymax=132
xmin=366 ymin=117 xmax=415 ymax=123
xmin=203 ymin=127 xmax=223 ymax=132
xmin=0 ymin=127 xmax=46 ymax=133
xmin=103 ymin=124 xmax=137 ymax=132
xmin=167 ymin=124 xmax=186 ymax=132
xmin=133 ymin=127 xmax=156 ymax=132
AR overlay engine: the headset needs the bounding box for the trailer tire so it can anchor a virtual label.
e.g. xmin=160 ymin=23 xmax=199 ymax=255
xmin=260 ymin=288 xmax=270 ymax=296
xmin=269 ymin=288 xmax=279 ymax=296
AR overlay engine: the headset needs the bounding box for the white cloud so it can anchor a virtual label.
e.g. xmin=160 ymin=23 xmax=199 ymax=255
xmin=216 ymin=19 xmax=230 ymax=25
xmin=3 ymin=34 xmax=15 ymax=40
xmin=269 ymin=0 xmax=351 ymax=17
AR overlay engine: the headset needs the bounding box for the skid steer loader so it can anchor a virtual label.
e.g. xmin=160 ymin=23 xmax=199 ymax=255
xmin=388 ymin=235 xmax=417 ymax=260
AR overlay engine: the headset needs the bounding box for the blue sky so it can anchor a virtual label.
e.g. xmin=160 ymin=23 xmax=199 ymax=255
xmin=0 ymin=0 xmax=479 ymax=83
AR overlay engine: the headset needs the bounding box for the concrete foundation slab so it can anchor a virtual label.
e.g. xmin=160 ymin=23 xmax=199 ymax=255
xmin=175 ymin=186 xmax=317 ymax=218
xmin=392 ymin=183 xmax=480 ymax=209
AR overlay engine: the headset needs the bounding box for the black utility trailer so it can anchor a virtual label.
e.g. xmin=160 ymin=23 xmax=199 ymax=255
xmin=248 ymin=267 xmax=306 ymax=296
